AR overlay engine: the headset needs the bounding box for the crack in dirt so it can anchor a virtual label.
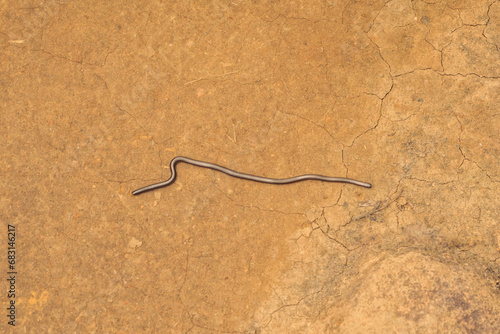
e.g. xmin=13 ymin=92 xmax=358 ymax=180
xmin=262 ymin=285 xmax=326 ymax=330
xmin=452 ymin=105 xmax=499 ymax=182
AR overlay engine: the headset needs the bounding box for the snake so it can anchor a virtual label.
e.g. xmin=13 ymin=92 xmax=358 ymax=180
xmin=132 ymin=156 xmax=372 ymax=195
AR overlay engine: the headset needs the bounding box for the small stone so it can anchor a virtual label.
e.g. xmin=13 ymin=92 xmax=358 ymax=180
xmin=128 ymin=237 xmax=142 ymax=249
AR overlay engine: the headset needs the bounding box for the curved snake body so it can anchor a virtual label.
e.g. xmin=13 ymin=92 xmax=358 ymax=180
xmin=132 ymin=156 xmax=372 ymax=195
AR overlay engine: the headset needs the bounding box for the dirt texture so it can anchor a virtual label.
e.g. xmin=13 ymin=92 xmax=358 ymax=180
xmin=1 ymin=0 xmax=499 ymax=333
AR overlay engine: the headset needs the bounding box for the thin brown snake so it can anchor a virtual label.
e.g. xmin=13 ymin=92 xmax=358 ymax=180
xmin=132 ymin=156 xmax=372 ymax=195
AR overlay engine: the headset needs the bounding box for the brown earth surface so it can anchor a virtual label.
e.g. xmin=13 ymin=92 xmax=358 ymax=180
xmin=1 ymin=0 xmax=499 ymax=333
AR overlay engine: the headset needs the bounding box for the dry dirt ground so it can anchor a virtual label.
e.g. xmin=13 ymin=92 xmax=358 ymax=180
xmin=1 ymin=0 xmax=500 ymax=333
